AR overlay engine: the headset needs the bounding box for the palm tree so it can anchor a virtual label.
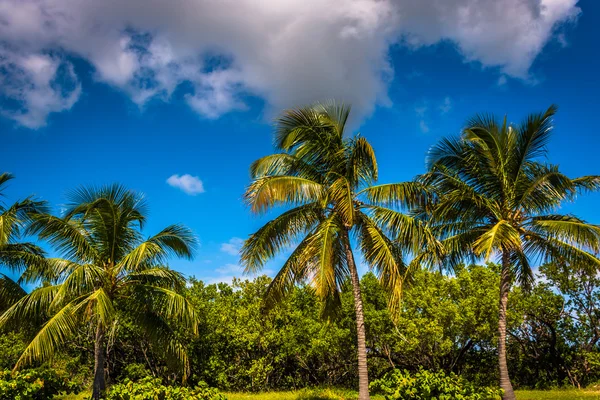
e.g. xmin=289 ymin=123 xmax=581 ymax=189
xmin=417 ymin=105 xmax=600 ymax=399
xmin=0 ymin=172 xmax=47 ymax=310
xmin=0 ymin=184 xmax=199 ymax=400
xmin=241 ymin=102 xmax=431 ymax=400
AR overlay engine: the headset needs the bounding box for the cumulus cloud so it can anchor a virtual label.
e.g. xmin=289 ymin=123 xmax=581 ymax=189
xmin=0 ymin=0 xmax=580 ymax=128
xmin=220 ymin=237 xmax=244 ymax=256
xmin=166 ymin=174 xmax=205 ymax=195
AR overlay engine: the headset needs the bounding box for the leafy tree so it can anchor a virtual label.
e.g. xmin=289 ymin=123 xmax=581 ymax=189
xmin=0 ymin=184 xmax=198 ymax=399
xmin=241 ymin=102 xmax=429 ymax=399
xmin=417 ymin=105 xmax=600 ymax=399
xmin=0 ymin=173 xmax=47 ymax=311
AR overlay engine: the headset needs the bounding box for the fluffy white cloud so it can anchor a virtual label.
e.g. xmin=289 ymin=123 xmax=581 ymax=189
xmin=166 ymin=174 xmax=205 ymax=195
xmin=220 ymin=237 xmax=244 ymax=256
xmin=0 ymin=0 xmax=580 ymax=128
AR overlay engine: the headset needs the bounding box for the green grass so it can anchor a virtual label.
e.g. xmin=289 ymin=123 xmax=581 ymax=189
xmin=225 ymin=389 xmax=386 ymax=400
xmin=515 ymin=389 xmax=600 ymax=399
xmin=55 ymin=388 xmax=600 ymax=399
xmin=224 ymin=390 xmax=600 ymax=400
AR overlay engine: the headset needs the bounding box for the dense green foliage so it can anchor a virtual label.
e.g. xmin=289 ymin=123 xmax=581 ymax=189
xmin=104 ymin=377 xmax=225 ymax=400
xmin=370 ymin=369 xmax=502 ymax=400
xmin=0 ymin=368 xmax=76 ymax=399
xmin=2 ymin=263 xmax=600 ymax=396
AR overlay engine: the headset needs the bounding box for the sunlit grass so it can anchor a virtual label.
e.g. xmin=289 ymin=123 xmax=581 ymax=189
xmin=516 ymin=389 xmax=600 ymax=399
xmin=55 ymin=388 xmax=600 ymax=399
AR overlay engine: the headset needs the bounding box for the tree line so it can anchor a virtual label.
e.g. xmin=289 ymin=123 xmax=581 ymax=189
xmin=0 ymin=102 xmax=599 ymax=400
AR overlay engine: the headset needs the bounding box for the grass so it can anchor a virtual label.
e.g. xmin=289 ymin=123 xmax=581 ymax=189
xmin=515 ymin=389 xmax=600 ymax=399
xmin=55 ymin=388 xmax=600 ymax=399
xmin=224 ymin=389 xmax=600 ymax=400
xmin=225 ymin=389 xmax=385 ymax=400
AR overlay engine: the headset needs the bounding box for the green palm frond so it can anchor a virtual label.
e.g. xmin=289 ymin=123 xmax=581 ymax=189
xmin=125 ymin=268 xmax=186 ymax=291
xmin=363 ymin=204 xmax=439 ymax=256
xmin=355 ymin=212 xmax=406 ymax=314
xmin=529 ymin=215 xmax=600 ymax=252
xmin=241 ymin=203 xmax=322 ymax=273
xmin=250 ymin=153 xmax=324 ymax=182
xmin=133 ymin=285 xmax=198 ymax=335
xmin=262 ymin=236 xmax=312 ymax=309
xmin=328 ymin=177 xmax=355 ymax=226
xmin=245 ymin=176 xmax=325 ymax=214
xmin=0 ymin=243 xmax=46 ymax=275
xmin=51 ymin=264 xmax=108 ymax=308
xmin=0 ymin=285 xmax=59 ymax=330
xmin=0 ymin=274 xmax=26 ymax=309
xmin=572 ymin=175 xmax=600 ymax=192
xmin=473 ymin=221 xmax=522 ymax=261
xmin=360 ymin=182 xmax=430 ymax=210
xmin=347 ymin=136 xmax=378 ymax=187
xmin=14 ymin=302 xmax=78 ymax=370
xmin=28 ymin=214 xmax=98 ymax=262
xmin=0 ymin=173 xmax=13 ymax=193
xmin=72 ymin=288 xmax=115 ymax=327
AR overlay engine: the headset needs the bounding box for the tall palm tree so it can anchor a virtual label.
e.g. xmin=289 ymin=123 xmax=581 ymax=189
xmin=417 ymin=105 xmax=600 ymax=399
xmin=0 ymin=173 xmax=47 ymax=310
xmin=0 ymin=184 xmax=199 ymax=400
xmin=241 ymin=102 xmax=430 ymax=400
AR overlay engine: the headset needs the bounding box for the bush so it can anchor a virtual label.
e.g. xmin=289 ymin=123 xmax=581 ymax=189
xmin=370 ymin=369 xmax=502 ymax=400
xmin=105 ymin=377 xmax=226 ymax=400
xmin=0 ymin=368 xmax=75 ymax=400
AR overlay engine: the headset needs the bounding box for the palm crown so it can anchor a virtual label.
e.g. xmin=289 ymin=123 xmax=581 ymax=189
xmin=242 ymin=102 xmax=427 ymax=312
xmin=0 ymin=184 xmax=198 ymax=394
xmin=422 ymin=105 xmax=600 ymax=281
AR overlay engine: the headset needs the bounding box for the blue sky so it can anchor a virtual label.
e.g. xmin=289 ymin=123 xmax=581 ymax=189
xmin=1 ymin=0 xmax=599 ymax=283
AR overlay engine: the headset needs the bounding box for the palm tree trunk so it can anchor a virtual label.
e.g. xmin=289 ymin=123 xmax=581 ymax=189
xmin=499 ymin=252 xmax=516 ymax=400
xmin=92 ymin=324 xmax=106 ymax=400
xmin=343 ymin=231 xmax=370 ymax=400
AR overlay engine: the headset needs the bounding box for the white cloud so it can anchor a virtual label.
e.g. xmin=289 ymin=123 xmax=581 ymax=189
xmin=439 ymin=97 xmax=452 ymax=114
xmin=166 ymin=174 xmax=205 ymax=195
xmin=0 ymin=0 xmax=581 ymax=127
xmin=419 ymin=120 xmax=430 ymax=134
xmin=220 ymin=237 xmax=244 ymax=256
xmin=497 ymin=75 xmax=508 ymax=86
xmin=207 ymin=263 xmax=273 ymax=285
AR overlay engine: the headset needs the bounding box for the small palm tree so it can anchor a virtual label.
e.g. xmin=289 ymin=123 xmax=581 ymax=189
xmin=418 ymin=105 xmax=600 ymax=399
xmin=241 ymin=102 xmax=430 ymax=400
xmin=0 ymin=184 xmax=198 ymax=400
xmin=0 ymin=173 xmax=47 ymax=310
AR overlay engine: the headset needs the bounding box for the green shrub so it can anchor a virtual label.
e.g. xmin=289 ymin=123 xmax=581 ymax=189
xmin=370 ymin=369 xmax=502 ymax=400
xmin=105 ymin=377 xmax=226 ymax=400
xmin=0 ymin=368 xmax=75 ymax=400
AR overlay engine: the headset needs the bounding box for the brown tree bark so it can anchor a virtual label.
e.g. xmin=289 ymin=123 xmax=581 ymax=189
xmin=499 ymin=253 xmax=516 ymax=400
xmin=92 ymin=324 xmax=106 ymax=400
xmin=343 ymin=232 xmax=370 ymax=400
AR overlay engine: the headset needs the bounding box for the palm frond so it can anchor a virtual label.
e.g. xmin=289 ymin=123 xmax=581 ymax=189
xmin=244 ymin=176 xmax=325 ymax=214
xmin=241 ymin=203 xmax=322 ymax=273
xmin=14 ymin=303 xmax=78 ymax=370
xmin=473 ymin=220 xmax=522 ymax=261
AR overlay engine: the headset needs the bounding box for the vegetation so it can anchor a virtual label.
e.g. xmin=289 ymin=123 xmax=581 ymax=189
xmin=411 ymin=105 xmax=600 ymax=398
xmin=0 ymin=185 xmax=198 ymax=399
xmin=370 ymin=369 xmax=503 ymax=399
xmin=241 ymin=102 xmax=427 ymax=399
xmin=0 ymin=103 xmax=599 ymax=400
